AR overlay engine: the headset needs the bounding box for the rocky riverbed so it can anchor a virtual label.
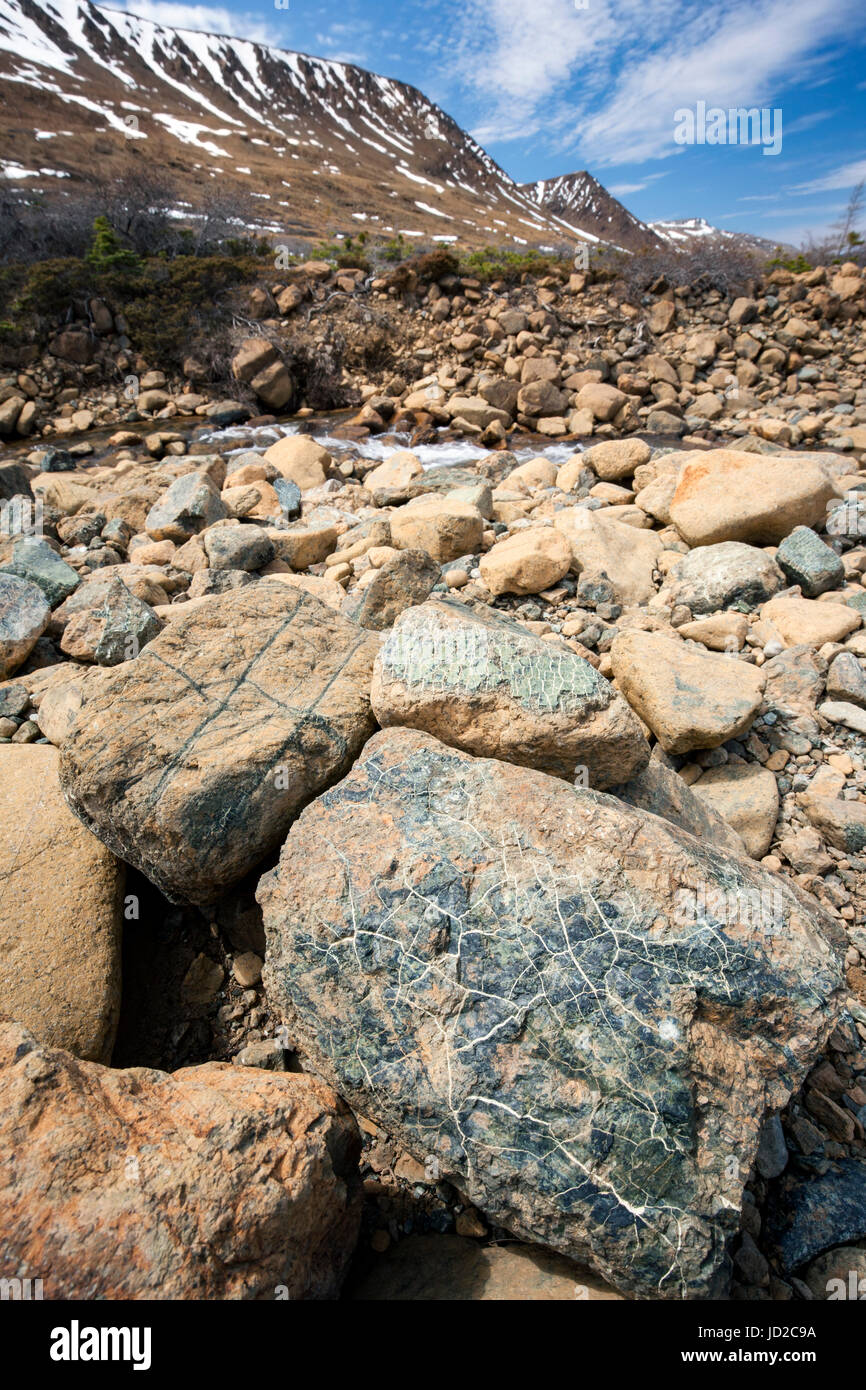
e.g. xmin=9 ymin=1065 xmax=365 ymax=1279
xmin=1 ymin=254 xmax=865 ymax=1302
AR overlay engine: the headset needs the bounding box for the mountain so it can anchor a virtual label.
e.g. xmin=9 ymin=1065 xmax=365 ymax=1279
xmin=650 ymin=217 xmax=789 ymax=256
xmin=519 ymin=171 xmax=665 ymax=253
xmin=0 ymin=1 xmax=772 ymax=259
xmin=0 ymin=0 xmax=590 ymax=250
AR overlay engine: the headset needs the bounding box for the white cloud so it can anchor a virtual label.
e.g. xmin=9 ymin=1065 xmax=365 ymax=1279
xmin=447 ymin=0 xmax=859 ymax=168
xmin=792 ymin=158 xmax=866 ymax=194
xmin=103 ymin=2 xmax=283 ymax=46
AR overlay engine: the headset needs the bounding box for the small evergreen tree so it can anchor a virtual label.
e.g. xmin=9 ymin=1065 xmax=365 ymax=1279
xmin=86 ymin=216 xmax=140 ymax=272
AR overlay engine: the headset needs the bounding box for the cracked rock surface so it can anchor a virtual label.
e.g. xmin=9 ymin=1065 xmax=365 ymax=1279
xmin=259 ymin=726 xmax=844 ymax=1299
xmin=59 ymin=581 xmax=379 ymax=904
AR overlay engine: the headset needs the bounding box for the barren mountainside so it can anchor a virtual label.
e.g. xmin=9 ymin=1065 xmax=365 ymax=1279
xmin=0 ymin=0 xmax=593 ymax=248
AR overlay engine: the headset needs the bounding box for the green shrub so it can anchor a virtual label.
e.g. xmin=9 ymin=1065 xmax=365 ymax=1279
xmin=86 ymin=216 xmax=140 ymax=272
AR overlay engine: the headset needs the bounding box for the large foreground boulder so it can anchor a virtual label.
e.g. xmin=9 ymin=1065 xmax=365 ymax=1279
xmin=259 ymin=728 xmax=842 ymax=1300
xmin=0 ymin=746 xmax=122 ymax=1062
xmin=0 ymin=1024 xmax=360 ymax=1299
xmin=371 ymin=599 xmax=649 ymax=787
xmin=60 ymin=583 xmax=379 ymax=905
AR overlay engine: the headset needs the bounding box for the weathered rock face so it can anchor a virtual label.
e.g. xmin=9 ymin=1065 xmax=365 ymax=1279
xmin=662 ymin=542 xmax=784 ymax=615
xmin=0 ymin=747 xmax=123 ymax=1063
xmin=611 ymin=756 xmax=746 ymax=857
xmin=611 ymin=631 xmax=765 ymax=754
xmin=371 ymin=600 xmax=649 ymax=788
xmin=553 ymin=509 xmax=662 ymax=605
xmin=59 ymin=583 xmax=379 ymax=905
xmin=341 ymin=549 xmax=440 ymax=630
xmin=259 ymin=727 xmax=843 ymax=1300
xmin=669 ymin=450 xmax=834 ymax=547
xmin=0 ymin=1024 xmax=361 ymax=1300
xmin=144 ymin=471 xmax=227 ymax=542
xmin=0 ymin=573 xmax=50 ymax=678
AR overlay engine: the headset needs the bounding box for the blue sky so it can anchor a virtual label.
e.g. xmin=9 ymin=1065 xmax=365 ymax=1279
xmin=108 ymin=0 xmax=866 ymax=245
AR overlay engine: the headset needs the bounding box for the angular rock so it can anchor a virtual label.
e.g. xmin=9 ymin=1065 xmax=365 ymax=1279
xmin=691 ymin=764 xmax=780 ymax=859
xmin=60 ymin=583 xmax=380 ymax=904
xmin=0 ymin=1023 xmax=360 ymax=1299
xmin=575 ymin=383 xmax=627 ymax=423
xmin=775 ymin=526 xmax=844 ymax=597
xmin=669 ymin=450 xmax=835 ymax=547
xmin=580 ymin=438 xmax=651 ymax=482
xmin=0 ymin=746 xmax=122 ymax=1061
xmin=145 ymin=471 xmax=227 ymax=542
xmin=611 ymin=757 xmax=746 ymax=856
xmin=803 ymin=796 xmax=866 ymax=854
xmin=553 ymin=509 xmax=662 ymax=606
xmin=371 ymin=599 xmax=649 ymax=787
xmin=259 ymin=727 xmax=842 ymax=1300
xmin=0 ymin=573 xmax=50 ymax=679
xmin=342 ymin=549 xmax=439 ymax=631
xmin=611 ymin=631 xmax=765 ymax=754
xmin=766 ymin=1159 xmax=866 ymax=1274
xmin=268 ymin=518 xmax=338 ymax=570
xmin=60 ymin=577 xmax=161 ymax=666
xmin=479 ymin=527 xmax=572 ymax=596
xmin=389 ymin=495 xmax=484 ymax=565
xmin=263 ymin=435 xmax=330 ymax=491
xmin=663 ymin=542 xmax=783 ymax=615
xmin=1 ymin=536 xmax=78 ymax=608
xmin=204 ymin=524 xmax=275 ymax=572
xmin=825 ymin=652 xmax=866 ymax=709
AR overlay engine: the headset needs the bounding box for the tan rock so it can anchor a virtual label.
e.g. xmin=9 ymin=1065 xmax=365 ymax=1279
xmin=505 ymin=457 xmax=559 ymax=490
xmin=371 ymin=599 xmax=649 ymax=788
xmin=669 ymin=449 xmax=834 ymax=546
xmin=677 ymin=613 xmax=749 ymax=652
xmin=264 ymin=571 xmax=348 ymax=611
xmin=389 ymin=495 xmax=484 ymax=564
xmin=479 ymin=528 xmax=572 ymax=596
xmin=0 ymin=746 xmax=122 ymax=1061
xmin=364 ymin=451 xmax=424 ymax=491
xmin=611 ymin=631 xmax=765 ymax=754
xmin=580 ymin=438 xmax=651 ymax=481
xmin=0 ymin=1023 xmax=360 ymax=1299
xmin=575 ymin=383 xmax=627 ymax=422
xmin=692 ymin=764 xmax=780 ymax=859
xmin=267 ymin=519 xmax=339 ymax=570
xmin=553 ymin=509 xmax=662 ymax=605
xmin=263 ymin=435 xmax=331 ymax=490
xmin=760 ymin=594 xmax=861 ymax=648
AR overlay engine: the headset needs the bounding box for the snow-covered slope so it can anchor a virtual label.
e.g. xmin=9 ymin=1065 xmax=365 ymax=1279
xmin=0 ymin=0 xmax=588 ymax=247
xmin=520 ymin=171 xmax=664 ymax=253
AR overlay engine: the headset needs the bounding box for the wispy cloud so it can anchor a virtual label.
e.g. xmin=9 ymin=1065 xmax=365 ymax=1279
xmin=792 ymin=158 xmax=866 ymax=193
xmin=446 ymin=0 xmax=859 ymax=167
xmin=105 ymin=2 xmax=283 ymax=46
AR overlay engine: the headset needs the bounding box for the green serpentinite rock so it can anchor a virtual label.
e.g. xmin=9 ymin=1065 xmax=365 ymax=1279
xmin=260 ymin=727 xmax=844 ymax=1300
xmin=371 ymin=598 xmax=649 ymax=787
